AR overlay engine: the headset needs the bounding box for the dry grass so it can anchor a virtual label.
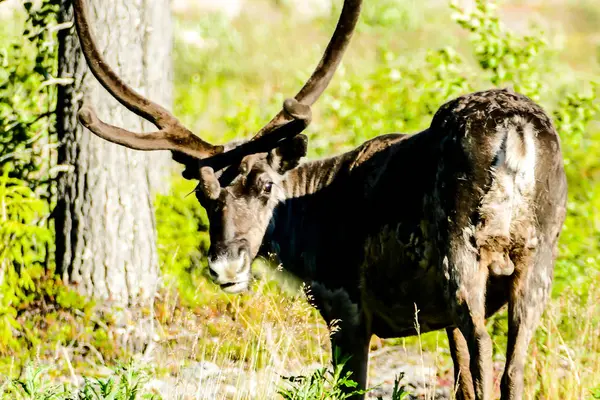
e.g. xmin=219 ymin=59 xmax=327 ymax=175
xmin=0 ymin=267 xmax=597 ymax=399
xmin=127 ymin=272 xmax=598 ymax=399
xmin=524 ymin=278 xmax=600 ymax=399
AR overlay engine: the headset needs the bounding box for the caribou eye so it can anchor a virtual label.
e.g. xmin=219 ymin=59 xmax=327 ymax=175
xmin=263 ymin=181 xmax=273 ymax=194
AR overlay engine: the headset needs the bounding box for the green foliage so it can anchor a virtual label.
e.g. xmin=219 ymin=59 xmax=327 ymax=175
xmin=278 ymin=352 xmax=368 ymax=400
xmin=1 ymin=364 xmax=160 ymax=400
xmin=0 ymin=175 xmax=114 ymax=376
xmin=0 ymin=174 xmax=52 ymax=351
xmin=552 ymin=84 xmax=600 ymax=293
xmin=278 ymin=352 xmax=410 ymax=400
xmin=0 ymin=0 xmax=59 ymax=185
xmin=76 ymin=364 xmax=159 ymax=400
xmin=3 ymin=365 xmax=68 ymax=400
xmin=154 ymin=178 xmax=210 ymax=303
xmin=451 ymin=0 xmax=549 ymax=99
xmin=356 ymin=0 xmax=422 ymax=33
xmin=380 ymin=375 xmax=410 ymax=400
xmin=316 ymin=46 xmax=470 ymax=154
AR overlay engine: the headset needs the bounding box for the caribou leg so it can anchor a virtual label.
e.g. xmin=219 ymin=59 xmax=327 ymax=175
xmin=443 ymin=242 xmax=494 ymax=400
xmin=308 ymin=282 xmax=371 ymax=399
xmin=330 ymin=318 xmax=371 ymax=400
xmin=447 ymin=327 xmax=476 ymax=400
xmin=500 ymin=245 xmax=553 ymax=399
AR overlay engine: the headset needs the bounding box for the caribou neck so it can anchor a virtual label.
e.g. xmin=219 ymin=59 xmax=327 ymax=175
xmin=260 ymin=132 xmax=427 ymax=284
xmin=261 ymin=153 xmax=355 ymax=281
xmin=282 ymin=155 xmax=351 ymax=199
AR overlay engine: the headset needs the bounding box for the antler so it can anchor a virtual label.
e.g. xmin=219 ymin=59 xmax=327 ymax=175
xmin=73 ymin=0 xmax=362 ymax=166
xmin=73 ymin=0 xmax=222 ymax=159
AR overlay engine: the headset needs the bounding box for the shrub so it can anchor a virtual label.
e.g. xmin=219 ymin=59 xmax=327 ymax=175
xmin=0 ymin=0 xmax=59 ymax=184
xmin=278 ymin=351 xmax=369 ymax=400
xmin=278 ymin=352 xmax=410 ymax=400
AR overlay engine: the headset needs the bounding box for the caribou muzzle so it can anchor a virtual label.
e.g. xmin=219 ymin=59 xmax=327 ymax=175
xmin=207 ymin=241 xmax=252 ymax=293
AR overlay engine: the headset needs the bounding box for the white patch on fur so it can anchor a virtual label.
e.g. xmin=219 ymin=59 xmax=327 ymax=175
xmin=456 ymin=224 xmax=479 ymax=277
xmin=482 ymin=117 xmax=537 ymax=238
xmin=503 ymin=116 xmax=537 ymax=188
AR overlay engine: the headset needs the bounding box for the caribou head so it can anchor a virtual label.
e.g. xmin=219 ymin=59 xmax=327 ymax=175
xmin=72 ymin=0 xmax=363 ymax=293
xmin=196 ymin=133 xmax=309 ymax=293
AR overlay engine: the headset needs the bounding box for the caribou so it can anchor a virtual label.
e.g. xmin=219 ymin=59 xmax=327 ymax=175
xmin=72 ymin=0 xmax=567 ymax=398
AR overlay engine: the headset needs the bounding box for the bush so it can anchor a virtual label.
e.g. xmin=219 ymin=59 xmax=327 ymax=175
xmin=278 ymin=351 xmax=368 ymax=400
xmin=0 ymin=174 xmax=53 ymax=352
xmin=154 ymin=178 xmax=210 ymax=304
xmin=1 ymin=363 xmax=160 ymax=400
xmin=278 ymin=351 xmax=410 ymax=400
xmin=0 ymin=0 xmax=58 ymax=184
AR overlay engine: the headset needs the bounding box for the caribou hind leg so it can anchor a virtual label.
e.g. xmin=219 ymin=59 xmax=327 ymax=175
xmin=447 ymin=327 xmax=476 ymax=400
xmin=500 ymin=243 xmax=554 ymax=399
xmin=444 ymin=244 xmax=494 ymax=400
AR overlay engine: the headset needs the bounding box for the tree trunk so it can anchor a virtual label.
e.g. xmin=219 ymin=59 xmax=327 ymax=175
xmin=55 ymin=0 xmax=172 ymax=308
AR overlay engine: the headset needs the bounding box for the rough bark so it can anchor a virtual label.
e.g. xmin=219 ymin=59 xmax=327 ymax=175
xmin=55 ymin=0 xmax=172 ymax=307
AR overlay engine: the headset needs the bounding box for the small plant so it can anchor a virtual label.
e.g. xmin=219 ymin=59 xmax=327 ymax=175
xmin=0 ymin=174 xmax=53 ymax=351
xmin=1 ymin=363 xmax=161 ymax=400
xmin=377 ymin=373 xmax=410 ymax=400
xmin=5 ymin=366 xmax=68 ymax=399
xmin=278 ymin=350 xmax=367 ymax=400
xmin=278 ymin=352 xmax=411 ymax=400
xmin=451 ymin=0 xmax=550 ymax=100
xmin=76 ymin=363 xmax=160 ymax=400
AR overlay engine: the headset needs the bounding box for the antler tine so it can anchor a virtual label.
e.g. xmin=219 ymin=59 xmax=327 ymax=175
xmin=252 ymin=0 xmax=362 ymax=140
xmin=73 ymin=0 xmax=223 ymax=158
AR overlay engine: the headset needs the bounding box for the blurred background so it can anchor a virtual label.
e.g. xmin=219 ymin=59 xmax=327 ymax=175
xmin=0 ymin=0 xmax=599 ymax=399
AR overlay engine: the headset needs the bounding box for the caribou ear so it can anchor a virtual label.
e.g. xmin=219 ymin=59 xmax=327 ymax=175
xmin=269 ymin=134 xmax=308 ymax=173
xmin=198 ymin=167 xmax=221 ymax=200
